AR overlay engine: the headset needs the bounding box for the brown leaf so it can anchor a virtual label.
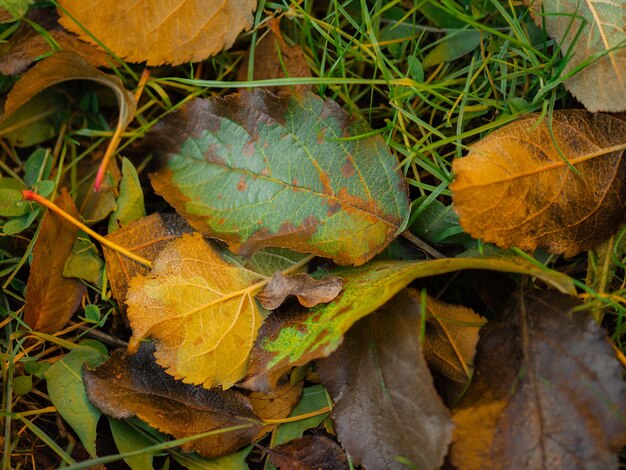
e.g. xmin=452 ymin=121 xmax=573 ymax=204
xmin=0 ymin=9 xmax=109 ymax=75
xmin=421 ymin=291 xmax=486 ymax=384
xmin=317 ymin=289 xmax=452 ymax=469
xmin=103 ymin=213 xmax=192 ymax=307
xmin=451 ymin=289 xmax=626 ymax=470
xmin=237 ymin=19 xmax=311 ymax=92
xmin=57 ymin=0 xmax=256 ymax=66
xmin=84 ymin=343 xmax=263 ymax=459
xmin=451 ymin=110 xmax=626 ymax=257
xmin=24 ymin=189 xmax=86 ymax=333
xmin=269 ymin=435 xmax=349 ymax=470
xmin=257 ymin=272 xmax=344 ymax=310
xmin=248 ymin=379 xmax=303 ymax=439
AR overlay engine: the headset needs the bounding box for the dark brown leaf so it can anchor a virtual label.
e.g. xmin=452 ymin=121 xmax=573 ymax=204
xmin=103 ymin=213 xmax=191 ymax=307
xmin=84 ymin=343 xmax=263 ymax=459
xmin=451 ymin=289 xmax=626 ymax=470
xmin=24 ymin=189 xmax=86 ymax=333
xmin=317 ymin=289 xmax=452 ymax=470
xmin=257 ymin=272 xmax=344 ymax=310
xmin=269 ymin=435 xmax=349 ymax=470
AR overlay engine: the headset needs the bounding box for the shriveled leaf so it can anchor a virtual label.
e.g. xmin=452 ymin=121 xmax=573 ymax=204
xmin=237 ymin=19 xmax=311 ymax=92
xmin=317 ymin=290 xmax=452 ymax=469
xmin=0 ymin=8 xmax=108 ymax=75
xmin=241 ymin=253 xmax=575 ymax=391
xmin=57 ymin=0 xmax=256 ymax=66
xmin=451 ymin=290 xmax=626 ymax=469
xmin=525 ymin=0 xmax=626 ymax=112
xmin=24 ymin=189 xmax=86 ymax=333
xmin=103 ymin=212 xmax=192 ymax=306
xmin=257 ymin=272 xmax=344 ymax=310
xmin=451 ymin=110 xmax=626 ymax=257
xmin=108 ymin=157 xmax=145 ymax=233
xmin=45 ymin=342 xmax=108 ymax=457
xmin=149 ymin=89 xmax=409 ymax=266
xmin=84 ymin=344 xmax=262 ymax=459
xmin=269 ymin=435 xmax=349 ymax=470
xmin=127 ymin=233 xmax=266 ymax=389
xmin=421 ymin=292 xmax=486 ymax=383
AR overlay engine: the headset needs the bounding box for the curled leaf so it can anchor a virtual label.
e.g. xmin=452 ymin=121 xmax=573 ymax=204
xmin=257 ymin=272 xmax=344 ymax=310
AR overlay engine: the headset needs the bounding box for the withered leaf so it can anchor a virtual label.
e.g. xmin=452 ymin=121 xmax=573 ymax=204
xmin=421 ymin=291 xmax=486 ymax=383
xmin=57 ymin=0 xmax=256 ymax=66
xmin=24 ymin=189 xmax=86 ymax=333
xmin=126 ymin=233 xmax=266 ymax=389
xmin=451 ymin=289 xmax=626 ymax=470
xmin=269 ymin=435 xmax=349 ymax=470
xmin=84 ymin=343 xmax=262 ymax=459
xmin=241 ymin=254 xmax=575 ymax=392
xmin=524 ymin=0 xmax=626 ymax=112
xmin=149 ymin=89 xmax=409 ymax=266
xmin=257 ymin=272 xmax=344 ymax=310
xmin=103 ymin=212 xmax=191 ymax=307
xmin=317 ymin=289 xmax=452 ymax=470
xmin=451 ymin=110 xmax=626 ymax=257
xmin=0 ymin=8 xmax=109 ymax=75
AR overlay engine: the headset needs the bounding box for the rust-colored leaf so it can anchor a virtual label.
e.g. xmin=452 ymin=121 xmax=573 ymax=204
xmin=256 ymin=272 xmax=343 ymax=310
xmin=24 ymin=188 xmax=86 ymax=333
xmin=248 ymin=379 xmax=303 ymax=439
xmin=103 ymin=213 xmax=191 ymax=307
xmin=451 ymin=289 xmax=626 ymax=470
xmin=57 ymin=0 xmax=256 ymax=66
xmin=84 ymin=343 xmax=262 ymax=459
xmin=451 ymin=110 xmax=626 ymax=257
xmin=269 ymin=435 xmax=349 ymax=470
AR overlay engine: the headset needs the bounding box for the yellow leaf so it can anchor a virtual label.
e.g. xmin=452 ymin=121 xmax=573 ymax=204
xmin=126 ymin=233 xmax=266 ymax=389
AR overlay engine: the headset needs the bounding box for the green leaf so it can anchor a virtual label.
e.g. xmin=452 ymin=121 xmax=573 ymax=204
xmin=242 ymin=254 xmax=575 ymax=390
xmin=108 ymin=418 xmax=155 ymax=470
xmin=0 ymin=91 xmax=62 ymax=147
xmin=422 ymin=31 xmax=481 ymax=68
xmin=12 ymin=375 xmax=32 ymax=395
xmin=149 ymin=89 xmax=409 ymax=266
xmin=108 ymin=157 xmax=146 ymax=233
xmin=24 ymin=148 xmax=53 ymax=187
xmin=273 ymin=385 xmax=330 ymax=446
xmin=0 ymin=0 xmax=30 ymax=23
xmin=3 ymin=207 xmax=39 ymax=235
xmin=63 ymin=232 xmax=104 ymax=285
xmin=45 ymin=343 xmax=108 ymax=457
xmin=175 ymin=446 xmax=252 ymax=470
xmin=410 ymin=196 xmax=468 ymax=245
xmin=0 ymin=177 xmax=28 ymax=217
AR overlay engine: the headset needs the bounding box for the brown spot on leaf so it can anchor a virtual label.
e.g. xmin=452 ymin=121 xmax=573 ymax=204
xmin=317 ymin=129 xmax=325 ymax=144
xmin=292 ymin=178 xmax=298 ymax=186
xmin=319 ymin=171 xmax=333 ymax=196
xmin=341 ymin=158 xmax=355 ymax=178
xmin=242 ymin=136 xmax=257 ymax=157
xmin=237 ymin=176 xmax=248 ymax=192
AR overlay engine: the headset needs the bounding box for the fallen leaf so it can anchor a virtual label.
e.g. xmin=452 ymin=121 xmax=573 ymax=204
xmin=63 ymin=232 xmax=103 ymax=285
xmin=0 ymin=0 xmax=29 ymax=23
xmin=108 ymin=157 xmax=145 ymax=233
xmin=149 ymin=89 xmax=409 ymax=266
xmin=451 ymin=110 xmax=626 ymax=257
xmin=269 ymin=435 xmax=349 ymax=470
xmin=421 ymin=291 xmax=486 ymax=383
xmin=317 ymin=289 xmax=452 ymax=469
xmin=248 ymin=379 xmax=303 ymax=439
xmin=108 ymin=418 xmax=156 ymax=470
xmin=451 ymin=289 xmax=626 ymax=469
xmin=24 ymin=188 xmax=86 ymax=333
xmin=126 ymin=233 xmax=267 ymax=389
xmin=0 ymin=8 xmax=109 ymax=75
xmin=257 ymin=272 xmax=344 ymax=310
xmin=524 ymin=0 xmax=626 ymax=112
xmin=84 ymin=343 xmax=262 ymax=459
xmin=241 ymin=253 xmax=575 ymax=391
xmin=57 ymin=0 xmax=256 ymax=66
xmin=237 ymin=19 xmax=311 ymax=92
xmin=103 ymin=212 xmax=192 ymax=307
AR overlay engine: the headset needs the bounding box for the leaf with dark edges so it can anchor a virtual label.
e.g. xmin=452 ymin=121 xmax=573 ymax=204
xmin=269 ymin=435 xmax=349 ymax=470
xmin=257 ymin=272 xmax=344 ymax=310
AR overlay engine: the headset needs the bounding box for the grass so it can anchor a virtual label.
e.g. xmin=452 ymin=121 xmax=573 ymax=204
xmin=0 ymin=0 xmax=624 ymax=468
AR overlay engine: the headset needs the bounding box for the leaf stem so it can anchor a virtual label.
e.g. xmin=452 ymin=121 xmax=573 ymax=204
xmin=261 ymin=406 xmax=331 ymax=424
xmin=401 ymin=231 xmax=445 ymax=259
xmin=22 ymin=190 xmax=153 ymax=268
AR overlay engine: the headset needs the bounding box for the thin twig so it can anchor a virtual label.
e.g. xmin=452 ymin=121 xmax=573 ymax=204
xmin=402 ymin=231 xmax=445 ymax=259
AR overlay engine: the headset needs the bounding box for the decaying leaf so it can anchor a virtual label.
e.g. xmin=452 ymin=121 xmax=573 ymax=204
xmin=248 ymin=379 xmax=303 ymax=438
xmin=257 ymin=272 xmax=344 ymax=310
xmin=103 ymin=212 xmax=192 ymax=306
xmin=269 ymin=435 xmax=349 ymax=470
xmin=0 ymin=8 xmax=109 ymax=75
xmin=241 ymin=253 xmax=575 ymax=391
xmin=57 ymin=0 xmax=256 ymax=66
xmin=451 ymin=289 xmax=626 ymax=470
xmin=24 ymin=189 xmax=86 ymax=333
xmin=84 ymin=344 xmax=262 ymax=459
xmin=237 ymin=19 xmax=311 ymax=92
xmin=126 ymin=233 xmax=267 ymax=389
xmin=149 ymin=89 xmax=409 ymax=266
xmin=318 ymin=290 xmax=452 ymax=469
xmin=451 ymin=110 xmax=626 ymax=257
xmin=421 ymin=291 xmax=486 ymax=383
xmin=524 ymin=0 xmax=626 ymax=112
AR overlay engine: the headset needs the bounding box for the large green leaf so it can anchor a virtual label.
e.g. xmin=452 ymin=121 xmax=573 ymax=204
xmin=241 ymin=254 xmax=575 ymax=391
xmin=149 ymin=89 xmax=409 ymax=266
